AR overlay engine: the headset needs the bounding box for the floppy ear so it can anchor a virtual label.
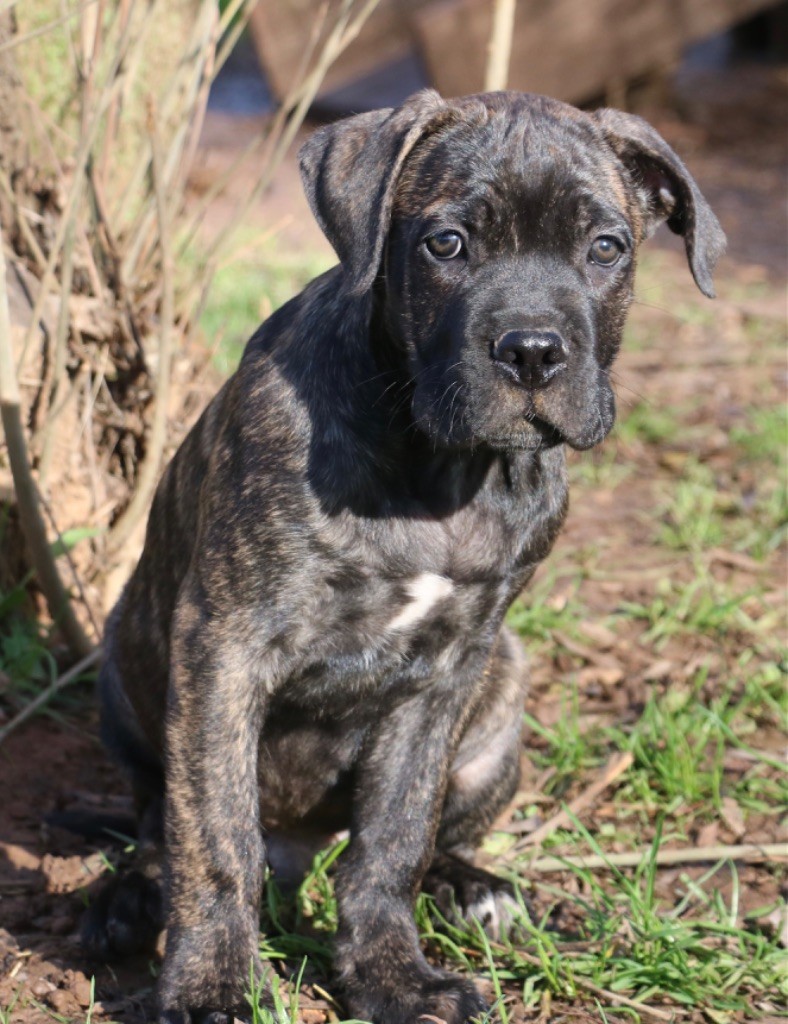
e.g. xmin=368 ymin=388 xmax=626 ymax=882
xmin=594 ymin=108 xmax=726 ymax=298
xmin=299 ymin=89 xmax=448 ymax=295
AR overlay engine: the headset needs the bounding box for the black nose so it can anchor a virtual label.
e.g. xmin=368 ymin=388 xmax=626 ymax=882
xmin=492 ymin=330 xmax=566 ymax=389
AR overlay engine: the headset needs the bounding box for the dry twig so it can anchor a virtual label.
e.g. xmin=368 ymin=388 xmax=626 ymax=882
xmin=0 ymin=235 xmax=94 ymax=657
xmin=529 ymin=842 xmax=788 ymax=873
xmin=107 ymin=103 xmax=175 ymax=553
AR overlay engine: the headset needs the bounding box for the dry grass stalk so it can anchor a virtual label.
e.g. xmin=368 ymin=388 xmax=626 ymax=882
xmin=529 ymin=841 xmax=788 ymax=873
xmin=107 ymin=103 xmax=175 ymax=553
xmin=485 ymin=0 xmax=516 ymax=92
xmin=0 ymin=231 xmax=94 ymax=656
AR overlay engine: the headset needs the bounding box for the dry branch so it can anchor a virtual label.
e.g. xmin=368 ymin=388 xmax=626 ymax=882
xmin=0 ymin=229 xmax=94 ymax=657
xmin=107 ymin=105 xmax=175 ymax=553
xmin=529 ymin=842 xmax=788 ymax=873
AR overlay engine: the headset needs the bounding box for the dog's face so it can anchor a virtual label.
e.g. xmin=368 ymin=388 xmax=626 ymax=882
xmin=300 ymin=91 xmax=724 ymax=453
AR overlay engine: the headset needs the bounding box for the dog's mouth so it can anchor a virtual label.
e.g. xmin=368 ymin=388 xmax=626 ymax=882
xmin=482 ymin=415 xmax=563 ymax=451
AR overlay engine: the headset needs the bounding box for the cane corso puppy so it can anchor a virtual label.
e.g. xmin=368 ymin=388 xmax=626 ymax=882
xmin=87 ymin=90 xmax=724 ymax=1023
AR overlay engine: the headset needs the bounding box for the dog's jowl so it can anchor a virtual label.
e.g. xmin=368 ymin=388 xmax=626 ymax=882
xmin=87 ymin=90 xmax=724 ymax=1023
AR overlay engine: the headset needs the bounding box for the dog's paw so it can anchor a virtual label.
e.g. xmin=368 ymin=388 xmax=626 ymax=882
xmin=346 ymin=970 xmax=487 ymax=1024
xmin=81 ymin=869 xmax=163 ymax=958
xmin=157 ymin=919 xmax=264 ymax=1024
xmin=423 ymin=854 xmax=526 ymax=938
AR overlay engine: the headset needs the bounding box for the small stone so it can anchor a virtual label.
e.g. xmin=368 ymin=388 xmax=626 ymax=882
xmin=70 ymin=972 xmax=94 ymax=1008
xmin=47 ymin=989 xmax=76 ymax=1015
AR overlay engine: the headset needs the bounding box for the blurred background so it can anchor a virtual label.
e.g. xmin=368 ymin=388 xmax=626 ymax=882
xmin=0 ymin=2 xmax=785 ymax=1022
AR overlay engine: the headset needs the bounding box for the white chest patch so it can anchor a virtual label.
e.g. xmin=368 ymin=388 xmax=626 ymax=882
xmin=387 ymin=573 xmax=454 ymax=632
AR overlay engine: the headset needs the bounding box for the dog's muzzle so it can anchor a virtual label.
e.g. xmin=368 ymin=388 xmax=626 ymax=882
xmin=492 ymin=330 xmax=566 ymax=390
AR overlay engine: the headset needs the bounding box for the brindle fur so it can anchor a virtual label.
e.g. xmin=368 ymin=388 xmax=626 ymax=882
xmin=86 ymin=91 xmax=724 ymax=1023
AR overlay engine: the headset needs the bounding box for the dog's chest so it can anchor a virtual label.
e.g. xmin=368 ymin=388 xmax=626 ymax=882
xmin=285 ymin=469 xmax=563 ymax=704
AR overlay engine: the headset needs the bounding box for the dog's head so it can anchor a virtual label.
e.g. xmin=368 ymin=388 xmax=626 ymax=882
xmin=299 ymin=91 xmax=725 ymax=452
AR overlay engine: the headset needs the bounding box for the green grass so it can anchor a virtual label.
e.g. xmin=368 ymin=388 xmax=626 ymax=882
xmin=522 ymin=686 xmax=604 ymax=796
xmin=505 ymin=567 xmax=586 ymax=652
xmin=418 ymin=826 xmax=786 ymax=1018
xmin=614 ymin=399 xmax=682 ymax=447
xmin=608 ymin=671 xmax=787 ymax=815
xmin=614 ymin=573 xmax=772 ymax=646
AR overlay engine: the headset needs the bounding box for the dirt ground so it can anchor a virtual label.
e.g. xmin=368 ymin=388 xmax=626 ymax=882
xmin=0 ymin=54 xmax=785 ymax=1024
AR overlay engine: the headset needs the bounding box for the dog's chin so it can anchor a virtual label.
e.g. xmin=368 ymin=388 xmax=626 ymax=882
xmin=480 ymin=417 xmax=564 ymax=452
xmin=417 ymin=415 xmax=563 ymax=453
xmin=413 ymin=389 xmax=615 ymax=453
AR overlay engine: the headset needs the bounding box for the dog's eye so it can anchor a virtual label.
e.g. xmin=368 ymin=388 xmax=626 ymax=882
xmin=589 ymin=236 xmax=623 ymax=267
xmin=425 ymin=231 xmax=464 ymax=260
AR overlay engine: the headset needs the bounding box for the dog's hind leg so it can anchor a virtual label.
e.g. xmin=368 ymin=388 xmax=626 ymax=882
xmin=424 ymin=627 xmax=527 ymax=936
xmin=81 ymin=649 xmax=166 ymax=958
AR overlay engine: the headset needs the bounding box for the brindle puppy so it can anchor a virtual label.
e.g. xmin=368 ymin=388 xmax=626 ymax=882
xmin=86 ymin=90 xmax=724 ymax=1023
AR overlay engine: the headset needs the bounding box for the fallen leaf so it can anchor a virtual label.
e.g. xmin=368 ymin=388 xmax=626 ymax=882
xmin=659 ymin=450 xmax=689 ymax=473
xmin=577 ymin=665 xmax=624 ymax=687
xmin=642 ymin=658 xmax=675 ymax=681
xmin=721 ymin=797 xmax=746 ymax=838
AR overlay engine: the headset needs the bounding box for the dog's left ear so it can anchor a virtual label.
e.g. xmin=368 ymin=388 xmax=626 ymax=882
xmin=299 ymin=89 xmax=448 ymax=295
xmin=594 ymin=108 xmax=726 ymax=298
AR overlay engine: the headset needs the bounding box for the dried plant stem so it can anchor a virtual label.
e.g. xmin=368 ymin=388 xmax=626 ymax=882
xmin=0 ymin=0 xmax=99 ymax=55
xmin=111 ymin=0 xmax=209 ymax=227
xmin=0 ymin=647 xmax=101 ymax=745
xmin=175 ymin=1 xmax=329 ymax=263
xmin=37 ymin=212 xmax=78 ymax=482
xmin=198 ymin=0 xmax=379 ymax=281
xmin=484 ymin=0 xmax=516 ymax=92
xmin=17 ymin=1 xmax=137 ymax=367
xmin=505 ymin=946 xmax=674 ymax=1020
xmin=0 ymin=170 xmax=48 ymax=273
xmin=0 ymin=232 xmax=94 ymax=658
xmin=465 ymin=937 xmax=674 ymax=1021
xmin=529 ymin=842 xmax=788 ymax=873
xmin=107 ymin=107 xmax=174 ymax=553
xmin=119 ymin=0 xmax=217 ymax=281
xmin=213 ymin=0 xmax=254 ymax=77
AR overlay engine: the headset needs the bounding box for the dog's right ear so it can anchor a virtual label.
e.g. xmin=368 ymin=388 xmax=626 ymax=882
xmin=299 ymin=90 xmax=447 ymax=295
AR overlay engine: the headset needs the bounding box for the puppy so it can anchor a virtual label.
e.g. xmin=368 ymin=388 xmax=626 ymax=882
xmin=88 ymin=90 xmax=724 ymax=1023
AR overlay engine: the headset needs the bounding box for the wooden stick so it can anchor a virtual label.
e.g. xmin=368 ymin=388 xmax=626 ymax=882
xmin=528 ymin=842 xmax=788 ymax=873
xmin=505 ymin=752 xmax=633 ymax=859
xmin=484 ymin=0 xmax=516 ymax=92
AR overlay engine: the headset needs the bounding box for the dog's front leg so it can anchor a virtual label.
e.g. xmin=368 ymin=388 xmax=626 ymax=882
xmin=157 ymin=593 xmax=267 ymax=1024
xmin=336 ymin=685 xmax=488 ymax=1024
